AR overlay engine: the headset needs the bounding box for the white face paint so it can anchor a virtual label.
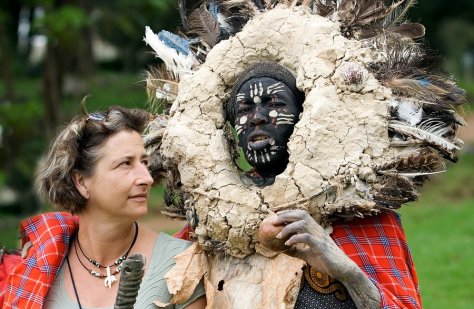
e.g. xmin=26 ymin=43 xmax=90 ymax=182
xmin=254 ymin=96 xmax=262 ymax=104
xmin=267 ymin=82 xmax=285 ymax=95
xmin=269 ymin=110 xmax=278 ymax=117
xmin=239 ymin=116 xmax=248 ymax=125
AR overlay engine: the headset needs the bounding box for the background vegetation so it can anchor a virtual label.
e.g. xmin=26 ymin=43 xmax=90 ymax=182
xmin=1 ymin=1 xmax=473 ymax=307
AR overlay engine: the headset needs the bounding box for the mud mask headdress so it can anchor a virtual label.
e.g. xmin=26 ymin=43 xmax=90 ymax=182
xmin=143 ymin=1 xmax=466 ymax=258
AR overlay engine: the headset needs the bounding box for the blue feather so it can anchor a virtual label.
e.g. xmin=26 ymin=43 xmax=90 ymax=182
xmin=207 ymin=1 xmax=231 ymax=39
xmin=208 ymin=1 xmax=219 ymax=18
xmin=418 ymin=78 xmax=430 ymax=87
xmin=157 ymin=30 xmax=190 ymax=56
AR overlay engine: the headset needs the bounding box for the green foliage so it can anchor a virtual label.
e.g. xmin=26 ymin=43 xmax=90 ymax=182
xmin=34 ymin=5 xmax=89 ymax=45
xmin=93 ymin=0 xmax=179 ymax=69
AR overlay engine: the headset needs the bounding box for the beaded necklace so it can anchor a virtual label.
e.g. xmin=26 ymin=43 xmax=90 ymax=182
xmin=75 ymin=221 xmax=138 ymax=288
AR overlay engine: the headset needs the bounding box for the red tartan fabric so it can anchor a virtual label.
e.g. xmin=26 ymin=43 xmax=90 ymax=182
xmin=175 ymin=210 xmax=421 ymax=308
xmin=172 ymin=223 xmax=194 ymax=240
xmin=0 ymin=253 xmax=22 ymax=305
xmin=1 ymin=212 xmax=77 ymax=309
xmin=331 ymin=211 xmax=421 ymax=309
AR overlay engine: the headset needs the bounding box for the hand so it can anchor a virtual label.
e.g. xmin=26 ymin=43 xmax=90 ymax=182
xmin=273 ymin=209 xmax=353 ymax=281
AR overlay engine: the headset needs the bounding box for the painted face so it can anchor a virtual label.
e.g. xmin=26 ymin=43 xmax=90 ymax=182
xmin=80 ymin=130 xmax=153 ymax=221
xmin=234 ymin=77 xmax=302 ymax=170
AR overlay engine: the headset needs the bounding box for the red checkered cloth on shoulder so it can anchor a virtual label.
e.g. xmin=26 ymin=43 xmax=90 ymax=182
xmin=1 ymin=212 xmax=77 ymax=309
xmin=332 ymin=210 xmax=421 ymax=309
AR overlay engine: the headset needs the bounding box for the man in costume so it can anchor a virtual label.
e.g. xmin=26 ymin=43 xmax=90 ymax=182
xmin=141 ymin=1 xmax=465 ymax=308
xmin=226 ymin=60 xmax=419 ymax=308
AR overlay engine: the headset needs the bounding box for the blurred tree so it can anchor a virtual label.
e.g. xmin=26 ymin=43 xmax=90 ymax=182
xmin=438 ymin=19 xmax=474 ymax=78
xmin=36 ymin=0 xmax=89 ymax=134
xmin=409 ymin=0 xmax=474 ymax=53
xmin=93 ymin=0 xmax=179 ymax=70
xmin=0 ymin=1 xmax=21 ymax=102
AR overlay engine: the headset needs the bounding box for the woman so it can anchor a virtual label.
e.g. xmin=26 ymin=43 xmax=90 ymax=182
xmin=2 ymin=105 xmax=206 ymax=309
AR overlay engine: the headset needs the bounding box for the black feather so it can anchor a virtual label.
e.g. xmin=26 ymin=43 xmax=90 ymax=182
xmin=188 ymin=4 xmax=221 ymax=47
xmin=215 ymin=0 xmax=259 ymax=34
xmin=371 ymin=175 xmax=418 ymax=209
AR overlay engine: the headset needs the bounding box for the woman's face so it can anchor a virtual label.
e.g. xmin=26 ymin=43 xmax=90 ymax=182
xmin=233 ymin=77 xmax=302 ymax=170
xmin=79 ymin=130 xmax=153 ymax=220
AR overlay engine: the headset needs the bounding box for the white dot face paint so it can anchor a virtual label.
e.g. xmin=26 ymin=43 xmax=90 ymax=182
xmin=253 ymin=96 xmax=261 ymax=104
xmin=239 ymin=116 xmax=248 ymax=125
xmin=269 ymin=110 xmax=278 ymax=117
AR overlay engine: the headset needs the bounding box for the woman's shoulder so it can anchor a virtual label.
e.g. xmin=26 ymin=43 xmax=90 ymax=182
xmin=142 ymin=232 xmax=193 ymax=272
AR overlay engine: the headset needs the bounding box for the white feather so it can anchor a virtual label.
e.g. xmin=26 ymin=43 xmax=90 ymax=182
xmin=155 ymin=83 xmax=176 ymax=102
xmin=395 ymin=99 xmax=423 ymax=126
xmin=217 ymin=13 xmax=232 ymax=32
xmin=389 ymin=119 xmax=461 ymax=151
xmin=378 ymin=170 xmax=446 ymax=177
xmin=144 ymin=26 xmax=197 ymax=78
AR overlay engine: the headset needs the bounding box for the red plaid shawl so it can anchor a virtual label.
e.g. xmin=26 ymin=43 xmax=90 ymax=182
xmin=332 ymin=211 xmax=421 ymax=308
xmin=1 ymin=212 xmax=77 ymax=309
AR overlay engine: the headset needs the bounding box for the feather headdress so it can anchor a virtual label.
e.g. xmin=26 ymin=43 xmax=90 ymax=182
xmin=144 ymin=0 xmax=466 ymax=258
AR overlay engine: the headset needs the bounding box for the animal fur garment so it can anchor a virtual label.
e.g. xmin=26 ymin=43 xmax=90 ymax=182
xmin=144 ymin=1 xmax=466 ymax=259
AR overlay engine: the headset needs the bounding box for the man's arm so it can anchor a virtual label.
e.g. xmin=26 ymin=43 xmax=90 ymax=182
xmin=275 ymin=209 xmax=380 ymax=308
xmin=274 ymin=210 xmax=421 ymax=309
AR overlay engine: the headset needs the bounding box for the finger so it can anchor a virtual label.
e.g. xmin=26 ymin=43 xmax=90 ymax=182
xmin=276 ymin=220 xmax=306 ymax=239
xmin=283 ymin=244 xmax=309 ymax=261
xmin=273 ymin=209 xmax=310 ymax=225
xmin=284 ymin=232 xmax=315 ymax=247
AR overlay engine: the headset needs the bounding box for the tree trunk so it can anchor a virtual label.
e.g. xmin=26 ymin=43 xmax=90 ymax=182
xmin=0 ymin=33 xmax=15 ymax=102
xmin=78 ymin=0 xmax=94 ymax=75
xmin=0 ymin=1 xmax=20 ymax=102
xmin=42 ymin=41 xmax=62 ymax=137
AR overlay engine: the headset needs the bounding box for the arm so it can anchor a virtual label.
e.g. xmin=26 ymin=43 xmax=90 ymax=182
xmin=274 ymin=210 xmax=380 ymax=308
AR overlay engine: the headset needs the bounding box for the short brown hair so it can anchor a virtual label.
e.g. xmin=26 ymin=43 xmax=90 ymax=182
xmin=35 ymin=105 xmax=150 ymax=213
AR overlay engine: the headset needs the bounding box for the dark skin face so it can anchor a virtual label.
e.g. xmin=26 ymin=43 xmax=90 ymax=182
xmin=233 ymin=77 xmax=302 ymax=180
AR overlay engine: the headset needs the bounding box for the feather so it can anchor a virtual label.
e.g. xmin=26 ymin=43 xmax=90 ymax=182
xmin=379 ymin=148 xmax=445 ymax=174
xmin=188 ymin=4 xmax=221 ymax=47
xmin=387 ymin=23 xmax=425 ymax=39
xmin=385 ymin=0 xmax=416 ymax=26
xmin=372 ymin=40 xmax=466 ymax=108
xmin=423 ymin=107 xmax=467 ymax=126
xmin=389 ymin=119 xmax=461 ymax=152
xmin=378 ymin=170 xmax=445 ymax=177
xmin=215 ymin=0 xmax=259 ymax=34
xmin=312 ymin=0 xmax=337 ymax=16
xmin=144 ymin=27 xmax=198 ymax=79
xmin=386 ymin=77 xmax=467 ymax=108
xmin=145 ymin=64 xmax=179 ymax=113
xmin=208 ymin=1 xmax=233 ymax=39
xmin=357 ymin=0 xmax=405 ymax=25
xmin=179 ymin=0 xmax=189 ymax=30
xmin=143 ymin=114 xmax=169 ymax=183
xmin=371 ymin=175 xmax=418 ymax=209
xmin=389 ymin=99 xmax=423 ymax=126
xmin=338 ymin=0 xmax=405 ymax=27
xmin=253 ymin=0 xmax=266 ymax=10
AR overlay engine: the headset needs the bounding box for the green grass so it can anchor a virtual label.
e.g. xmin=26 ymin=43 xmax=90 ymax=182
xmin=399 ymin=152 xmax=474 ymax=308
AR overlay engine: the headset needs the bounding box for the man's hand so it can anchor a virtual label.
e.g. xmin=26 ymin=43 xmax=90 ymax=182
xmin=273 ymin=209 xmax=352 ymax=281
xmin=273 ymin=209 xmax=381 ymax=308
